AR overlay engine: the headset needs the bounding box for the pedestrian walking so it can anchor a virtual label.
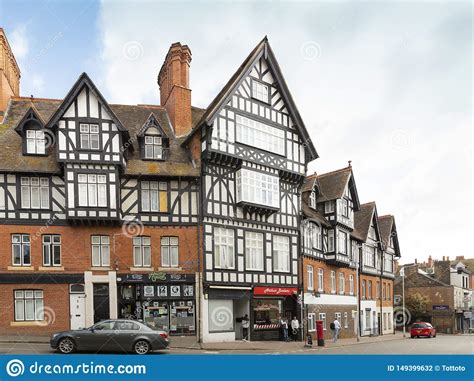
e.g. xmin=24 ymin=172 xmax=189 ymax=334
xmin=330 ymin=318 xmax=341 ymax=343
xmin=280 ymin=317 xmax=289 ymax=342
xmin=241 ymin=314 xmax=249 ymax=341
xmin=291 ymin=316 xmax=300 ymax=341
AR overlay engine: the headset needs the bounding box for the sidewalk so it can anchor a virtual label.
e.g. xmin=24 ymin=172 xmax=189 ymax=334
xmin=0 ymin=331 xmax=406 ymax=351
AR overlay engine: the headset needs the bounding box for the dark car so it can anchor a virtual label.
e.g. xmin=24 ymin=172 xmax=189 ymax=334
xmin=50 ymin=319 xmax=169 ymax=354
xmin=410 ymin=322 xmax=436 ymax=338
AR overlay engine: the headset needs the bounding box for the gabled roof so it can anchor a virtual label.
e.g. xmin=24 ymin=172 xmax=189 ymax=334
xmin=182 ymin=37 xmax=318 ymax=161
xmin=316 ymin=166 xmax=360 ymax=209
xmin=137 ymin=113 xmax=167 ymax=138
xmin=379 ymin=214 xmax=401 ymax=258
xmin=353 ymin=201 xmax=380 ymax=243
xmin=14 ymin=104 xmax=46 ymax=133
xmin=45 ymin=73 xmax=127 ymax=135
xmin=302 ymin=173 xmax=318 ymax=193
xmin=302 ymin=203 xmax=331 ymax=227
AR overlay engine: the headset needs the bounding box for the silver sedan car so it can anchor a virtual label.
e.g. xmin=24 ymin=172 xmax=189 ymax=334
xmin=50 ymin=319 xmax=169 ymax=354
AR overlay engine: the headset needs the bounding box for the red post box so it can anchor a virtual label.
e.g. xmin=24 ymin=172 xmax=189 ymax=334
xmin=316 ymin=320 xmax=325 ymax=346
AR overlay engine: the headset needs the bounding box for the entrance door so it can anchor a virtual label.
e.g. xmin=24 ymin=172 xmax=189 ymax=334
xmin=70 ymin=294 xmax=86 ymax=330
xmin=93 ymin=284 xmax=110 ymax=323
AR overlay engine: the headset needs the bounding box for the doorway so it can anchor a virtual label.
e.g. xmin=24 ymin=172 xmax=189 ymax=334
xmin=93 ymin=283 xmax=110 ymax=323
xmin=70 ymin=284 xmax=86 ymax=330
xmin=234 ymin=299 xmax=249 ymax=340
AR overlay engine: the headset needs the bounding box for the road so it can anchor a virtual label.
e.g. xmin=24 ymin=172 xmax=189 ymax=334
xmin=0 ymin=335 xmax=472 ymax=355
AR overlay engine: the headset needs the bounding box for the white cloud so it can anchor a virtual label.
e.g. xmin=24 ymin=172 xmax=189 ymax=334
xmin=9 ymin=24 xmax=29 ymax=60
xmin=98 ymin=1 xmax=472 ymax=264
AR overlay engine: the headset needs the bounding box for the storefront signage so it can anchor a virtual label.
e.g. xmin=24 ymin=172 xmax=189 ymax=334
xmin=432 ymin=305 xmax=449 ymax=310
xmin=253 ymin=287 xmax=298 ymax=296
xmin=118 ymin=273 xmax=195 ymax=283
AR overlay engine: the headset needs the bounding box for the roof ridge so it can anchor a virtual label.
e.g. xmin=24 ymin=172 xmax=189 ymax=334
xmin=12 ymin=96 xmax=63 ymax=102
xmin=317 ymin=166 xmax=351 ymax=178
xmin=378 ymin=214 xmax=394 ymax=219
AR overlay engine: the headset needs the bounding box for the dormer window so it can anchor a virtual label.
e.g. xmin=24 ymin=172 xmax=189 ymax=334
xmin=80 ymin=124 xmax=100 ymax=150
xmin=26 ymin=130 xmax=46 ymax=154
xmin=251 ymin=79 xmax=269 ymax=103
xmin=309 ymin=191 xmax=316 ymax=208
xmin=144 ymin=134 xmax=163 ymax=159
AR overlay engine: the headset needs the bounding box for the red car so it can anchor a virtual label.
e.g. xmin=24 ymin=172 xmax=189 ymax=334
xmin=410 ymin=322 xmax=436 ymax=338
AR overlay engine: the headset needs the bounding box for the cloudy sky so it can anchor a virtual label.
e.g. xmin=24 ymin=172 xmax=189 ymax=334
xmin=1 ymin=0 xmax=471 ymax=264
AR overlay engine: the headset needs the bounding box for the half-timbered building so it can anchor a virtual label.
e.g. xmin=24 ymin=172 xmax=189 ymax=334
xmin=182 ymin=37 xmax=318 ymax=342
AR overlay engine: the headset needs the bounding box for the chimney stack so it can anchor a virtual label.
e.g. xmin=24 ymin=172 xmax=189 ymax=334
xmin=428 ymin=255 xmax=433 ymax=268
xmin=158 ymin=42 xmax=192 ymax=137
xmin=0 ymin=28 xmax=20 ymax=119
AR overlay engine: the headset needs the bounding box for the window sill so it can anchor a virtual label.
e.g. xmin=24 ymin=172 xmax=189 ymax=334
xmin=158 ymin=267 xmax=182 ymax=272
xmin=11 ymin=321 xmax=47 ymax=327
xmin=130 ymin=267 xmax=155 ymax=272
xmin=90 ymin=267 xmax=112 ymax=271
xmin=38 ymin=266 xmax=64 ymax=271
xmin=7 ymin=266 xmax=34 ymax=271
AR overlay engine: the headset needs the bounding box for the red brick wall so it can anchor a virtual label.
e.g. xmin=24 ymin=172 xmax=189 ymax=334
xmin=0 ymin=225 xmax=199 ymax=273
xmin=303 ymin=256 xmax=356 ymax=295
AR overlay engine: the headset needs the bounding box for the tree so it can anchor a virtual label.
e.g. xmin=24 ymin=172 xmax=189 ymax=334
xmin=405 ymin=292 xmax=430 ymax=320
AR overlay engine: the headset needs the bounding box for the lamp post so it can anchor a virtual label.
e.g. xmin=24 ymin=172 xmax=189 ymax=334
xmin=400 ymin=263 xmax=418 ymax=337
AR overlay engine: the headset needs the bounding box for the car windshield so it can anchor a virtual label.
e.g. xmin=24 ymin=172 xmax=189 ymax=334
xmin=412 ymin=323 xmax=428 ymax=328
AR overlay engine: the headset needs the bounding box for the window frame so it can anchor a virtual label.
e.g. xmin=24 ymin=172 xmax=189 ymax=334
xmin=133 ymin=236 xmax=151 ymax=268
xmin=338 ymin=272 xmax=345 ymax=295
xmin=250 ymin=78 xmax=270 ymax=104
xmin=12 ymin=234 xmax=31 ymax=267
xmin=91 ymin=235 xmax=110 ymax=267
xmin=214 ymin=227 xmax=235 ymax=270
xmin=272 ymin=235 xmax=290 ymax=273
xmin=144 ymin=135 xmax=163 ymax=160
xmin=79 ymin=123 xmax=100 ymax=150
xmin=245 ymin=231 xmax=264 ymax=271
xmin=14 ymin=290 xmax=44 ymax=321
xmin=26 ymin=129 xmax=46 ymax=155
xmin=20 ymin=177 xmax=50 ymax=210
xmin=236 ymin=168 xmax=280 ymax=209
xmin=307 ymin=265 xmax=314 ymax=291
xmin=349 ymin=274 xmax=354 ymax=295
xmin=42 ymin=234 xmax=61 ymax=267
xmin=308 ymin=313 xmax=316 ymax=332
xmin=318 ymin=268 xmax=324 ymax=292
xmin=330 ymin=270 xmax=336 ymax=294
xmin=161 ymin=236 xmax=179 ymax=268
xmin=319 ymin=313 xmax=327 ymax=330
xmin=78 ymin=173 xmax=107 ymax=208
xmin=328 ymin=230 xmax=335 ymax=252
xmin=140 ymin=181 xmax=168 ymax=213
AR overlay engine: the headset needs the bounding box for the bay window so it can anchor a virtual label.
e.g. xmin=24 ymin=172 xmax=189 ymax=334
xmin=214 ymin=228 xmax=235 ymax=269
xmin=236 ymin=168 xmax=280 ymax=209
xmin=236 ymin=115 xmax=285 ymax=155
xmin=245 ymin=232 xmax=263 ymax=271
xmin=273 ymin=235 xmax=290 ymax=272
xmin=78 ymin=174 xmax=107 ymax=207
xmin=21 ymin=177 xmax=49 ymax=209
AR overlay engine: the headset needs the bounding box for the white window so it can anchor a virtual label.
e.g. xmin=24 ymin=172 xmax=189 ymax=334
xmin=388 ymin=313 xmax=392 ymax=329
xmin=328 ymin=230 xmax=335 ymax=252
xmin=339 ymin=272 xmax=345 ymax=294
xmin=338 ymin=231 xmax=347 ymax=254
xmin=349 ymin=274 xmax=354 ymax=295
xmin=42 ymin=235 xmax=61 ymax=267
xmin=144 ymin=135 xmax=163 ymax=159
xmin=245 ymin=232 xmax=264 ymax=271
xmin=141 ymin=181 xmax=167 ymax=212
xmin=335 ymin=312 xmax=342 ymax=323
xmin=338 ymin=198 xmax=349 ymax=217
xmin=251 ymin=80 xmax=269 ymax=103
xmin=344 ymin=312 xmax=348 ymax=328
xmin=21 ymin=177 xmax=49 ymax=209
xmin=91 ymin=235 xmax=110 ymax=267
xmin=12 ymin=234 xmax=30 ymax=266
xmin=78 ymin=174 xmax=107 ymax=207
xmin=307 ymin=265 xmax=314 ymax=291
xmin=318 ymin=268 xmax=324 ymax=292
xmin=214 ymin=228 xmax=235 ymax=269
xmin=312 ymin=223 xmax=322 ymax=250
xmin=319 ymin=313 xmax=327 ymax=330
xmin=273 ymin=235 xmax=290 ymax=272
xmin=325 ymin=201 xmax=335 ymax=213
xmin=236 ymin=115 xmax=285 ymax=155
xmin=331 ymin=271 xmax=336 ymax=293
xmin=14 ymin=290 xmax=44 ymax=321
xmin=308 ymin=313 xmax=316 ymax=332
xmin=26 ymin=130 xmax=45 ymax=154
xmin=236 ymin=168 xmax=280 ymax=209
xmin=161 ymin=237 xmax=178 ymax=268
xmin=309 ymin=191 xmax=316 ymax=208
xmin=364 ymin=245 xmax=376 ymax=267
xmin=80 ymin=123 xmax=99 ymax=150
xmin=133 ymin=236 xmax=151 ymax=267
xmin=362 ymin=280 xmax=366 ymax=299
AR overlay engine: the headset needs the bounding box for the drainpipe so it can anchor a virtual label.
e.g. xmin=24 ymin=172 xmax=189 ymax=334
xmin=356 ymin=243 xmax=361 ymax=341
xmin=379 ymin=246 xmax=384 ymax=336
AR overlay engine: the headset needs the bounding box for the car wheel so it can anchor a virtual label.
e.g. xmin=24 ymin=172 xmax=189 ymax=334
xmin=58 ymin=337 xmax=76 ymax=354
xmin=134 ymin=340 xmax=150 ymax=355
xmin=410 ymin=335 xmax=414 ymax=338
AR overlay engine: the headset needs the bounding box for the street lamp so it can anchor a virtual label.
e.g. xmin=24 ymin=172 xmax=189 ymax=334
xmin=400 ymin=263 xmax=418 ymax=337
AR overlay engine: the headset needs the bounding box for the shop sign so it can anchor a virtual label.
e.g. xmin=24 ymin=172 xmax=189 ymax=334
xmin=118 ymin=273 xmax=195 ymax=283
xmin=253 ymin=287 xmax=298 ymax=296
xmin=432 ymin=305 xmax=449 ymax=310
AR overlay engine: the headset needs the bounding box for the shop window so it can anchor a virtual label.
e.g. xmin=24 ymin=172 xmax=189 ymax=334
xmin=273 ymin=235 xmax=290 ymax=272
xmin=12 ymin=234 xmax=30 ymax=266
xmin=161 ymin=237 xmax=178 ymax=268
xmin=214 ymin=228 xmax=235 ymax=269
xmin=133 ymin=236 xmax=151 ymax=267
xmin=209 ymin=299 xmax=234 ymax=333
xmin=245 ymin=231 xmax=264 ymax=271
xmin=308 ymin=313 xmax=316 ymax=332
xmin=141 ymin=181 xmax=168 ymax=212
xmin=91 ymin=235 xmax=110 ymax=267
xmin=253 ymin=299 xmax=282 ymax=328
xmin=318 ymin=313 xmax=326 ymax=330
xmin=42 ymin=235 xmax=61 ymax=267
xmin=14 ymin=290 xmax=44 ymax=321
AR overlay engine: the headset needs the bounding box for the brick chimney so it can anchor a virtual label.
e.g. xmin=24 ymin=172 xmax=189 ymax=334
xmin=0 ymin=28 xmax=20 ymax=119
xmin=158 ymin=42 xmax=192 ymax=137
xmin=427 ymin=255 xmax=433 ymax=268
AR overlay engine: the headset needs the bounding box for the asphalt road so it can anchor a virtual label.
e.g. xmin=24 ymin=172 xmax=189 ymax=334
xmin=0 ymin=335 xmax=472 ymax=355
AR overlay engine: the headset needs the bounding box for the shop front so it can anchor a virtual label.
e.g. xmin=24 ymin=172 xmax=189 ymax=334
xmin=251 ymin=286 xmax=299 ymax=341
xmin=117 ymin=272 xmax=196 ymax=336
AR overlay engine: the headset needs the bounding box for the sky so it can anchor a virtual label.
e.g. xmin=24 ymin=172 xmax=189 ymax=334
xmin=0 ymin=0 xmax=472 ymax=264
